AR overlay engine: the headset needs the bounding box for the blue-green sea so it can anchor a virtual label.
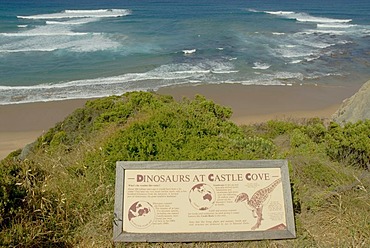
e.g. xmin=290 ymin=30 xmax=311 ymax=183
xmin=0 ymin=0 xmax=369 ymax=104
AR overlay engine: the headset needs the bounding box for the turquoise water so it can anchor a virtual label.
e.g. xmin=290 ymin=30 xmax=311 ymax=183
xmin=0 ymin=0 xmax=369 ymax=104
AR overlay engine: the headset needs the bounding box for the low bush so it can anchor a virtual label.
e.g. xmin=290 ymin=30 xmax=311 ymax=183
xmin=325 ymin=121 xmax=370 ymax=169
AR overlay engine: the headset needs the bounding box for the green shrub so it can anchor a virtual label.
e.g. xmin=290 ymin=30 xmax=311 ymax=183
xmin=50 ymin=131 xmax=67 ymax=147
xmin=264 ymin=120 xmax=299 ymax=138
xmin=0 ymin=160 xmax=27 ymax=229
xmin=289 ymin=129 xmax=325 ymax=155
xmin=91 ymin=94 xmax=256 ymax=167
xmin=304 ymin=122 xmax=327 ymax=143
xmin=326 ymin=120 xmax=370 ymax=169
xmin=234 ymin=136 xmax=277 ymax=159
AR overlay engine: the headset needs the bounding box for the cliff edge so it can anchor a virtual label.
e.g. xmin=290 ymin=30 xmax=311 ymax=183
xmin=332 ymin=79 xmax=370 ymax=124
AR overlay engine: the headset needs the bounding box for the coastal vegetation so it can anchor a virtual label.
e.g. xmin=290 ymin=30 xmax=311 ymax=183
xmin=0 ymin=92 xmax=369 ymax=247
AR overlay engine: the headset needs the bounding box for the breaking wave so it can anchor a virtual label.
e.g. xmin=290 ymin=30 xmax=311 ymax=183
xmin=0 ymin=60 xmax=239 ymax=104
xmin=17 ymin=9 xmax=131 ymax=20
xmin=0 ymin=9 xmax=131 ymax=54
xmin=252 ymin=62 xmax=271 ymax=70
xmin=264 ymin=10 xmax=352 ymax=24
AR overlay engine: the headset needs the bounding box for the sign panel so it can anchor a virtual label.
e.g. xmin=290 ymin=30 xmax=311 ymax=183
xmin=113 ymin=160 xmax=296 ymax=242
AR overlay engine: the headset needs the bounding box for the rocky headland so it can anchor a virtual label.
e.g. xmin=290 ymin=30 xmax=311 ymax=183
xmin=333 ymin=79 xmax=370 ymax=124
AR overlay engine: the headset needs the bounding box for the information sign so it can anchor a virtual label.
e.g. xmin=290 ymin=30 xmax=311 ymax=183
xmin=113 ymin=160 xmax=296 ymax=242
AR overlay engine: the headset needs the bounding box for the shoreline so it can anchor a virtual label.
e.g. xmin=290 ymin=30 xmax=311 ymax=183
xmin=0 ymin=83 xmax=361 ymax=160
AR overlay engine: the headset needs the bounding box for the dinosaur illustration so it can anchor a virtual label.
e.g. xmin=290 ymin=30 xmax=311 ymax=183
xmin=235 ymin=178 xmax=282 ymax=230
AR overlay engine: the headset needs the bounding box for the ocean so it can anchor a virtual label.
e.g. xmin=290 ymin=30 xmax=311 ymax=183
xmin=0 ymin=0 xmax=369 ymax=105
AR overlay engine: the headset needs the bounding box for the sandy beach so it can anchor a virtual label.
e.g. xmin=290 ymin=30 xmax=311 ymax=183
xmin=0 ymin=99 xmax=88 ymax=159
xmin=0 ymin=83 xmax=361 ymax=160
xmin=158 ymin=83 xmax=359 ymax=124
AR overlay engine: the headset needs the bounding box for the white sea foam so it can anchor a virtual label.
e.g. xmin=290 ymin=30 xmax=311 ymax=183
xmin=1 ymin=31 xmax=88 ymax=37
xmin=0 ymin=48 xmax=57 ymax=53
xmin=1 ymin=9 xmax=131 ymax=53
xmin=290 ymin=60 xmax=303 ymax=64
xmin=274 ymin=45 xmax=315 ymax=58
xmin=338 ymin=40 xmax=353 ymax=45
xmin=291 ymin=34 xmax=335 ymax=48
xmin=211 ymin=70 xmax=238 ymax=74
xmin=269 ymin=28 xmax=338 ymax=61
xmin=296 ymin=15 xmax=352 ymax=24
xmin=252 ymin=62 xmax=271 ymax=70
xmin=182 ymin=49 xmax=196 ymax=54
xmin=0 ymin=60 xmax=237 ymax=104
xmin=265 ymin=11 xmax=295 ymax=16
xmin=305 ymin=29 xmax=346 ymax=35
xmin=305 ymin=55 xmax=321 ymax=62
xmin=0 ymin=31 xmax=121 ymax=53
xmin=237 ymin=71 xmax=305 ymax=86
xmin=307 ymin=42 xmax=334 ymax=49
xmin=46 ymin=18 xmax=100 ymax=25
xmin=17 ymin=9 xmax=131 ymax=20
xmin=265 ymin=10 xmax=352 ymax=24
xmin=246 ymin=8 xmax=259 ymax=13
xmin=0 ymin=65 xmax=344 ymax=105
xmin=17 ymin=25 xmax=28 ymax=28
xmin=249 ymin=9 xmax=355 ymax=65
xmin=274 ymin=72 xmax=304 ymax=80
xmin=317 ymin=23 xmax=356 ymax=29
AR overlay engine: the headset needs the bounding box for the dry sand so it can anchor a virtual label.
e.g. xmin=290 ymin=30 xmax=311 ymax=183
xmin=158 ymin=83 xmax=359 ymax=124
xmin=0 ymin=83 xmax=360 ymax=160
xmin=0 ymin=99 xmax=88 ymax=159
